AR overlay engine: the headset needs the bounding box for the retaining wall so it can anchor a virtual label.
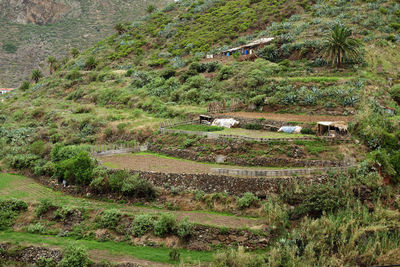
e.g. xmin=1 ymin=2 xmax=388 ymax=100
xmin=112 ymin=169 xmax=333 ymax=196
xmin=211 ymin=166 xmax=351 ymax=178
xmin=148 ymin=145 xmax=350 ymax=168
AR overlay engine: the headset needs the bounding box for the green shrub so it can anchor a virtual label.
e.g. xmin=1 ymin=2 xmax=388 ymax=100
xmin=217 ymin=66 xmax=233 ymax=81
xmin=84 ymin=56 xmax=97 ymax=70
xmin=177 ymin=217 xmax=194 ymax=240
xmin=0 ymin=199 xmax=28 ymax=230
xmin=300 ymin=128 xmax=315 ymax=135
xmin=2 ymin=43 xmax=17 ymax=53
xmin=169 ymin=249 xmax=181 ymax=261
xmin=30 ymin=140 xmax=47 ymax=156
xmin=27 ymin=223 xmax=47 ymax=234
xmin=66 ymin=69 xmax=82 ymax=80
xmin=55 ymin=152 xmax=95 ymax=185
xmin=98 ymin=209 xmax=121 ymax=229
xmin=19 ymin=81 xmax=30 ymax=91
xmin=132 ymin=214 xmax=154 ymax=237
xmin=50 ymin=144 xmax=90 ymax=162
xmin=389 ymin=84 xmax=400 ymax=104
xmin=284 ymin=176 xmax=351 ymax=218
xmin=154 ymin=213 xmax=177 ymax=237
xmin=53 ymin=206 xmax=81 ymax=222
xmin=109 ymin=170 xmax=156 ymax=199
xmin=35 ymin=199 xmax=56 ymax=218
xmin=213 ymin=246 xmax=265 ymax=267
xmin=6 ymin=154 xmax=39 ymax=170
xmin=244 ymin=123 xmax=262 ymax=130
xmin=238 ymin=192 xmax=259 ymax=209
xmin=36 ymin=257 xmax=56 ymax=267
xmin=58 ymin=245 xmax=92 ymax=267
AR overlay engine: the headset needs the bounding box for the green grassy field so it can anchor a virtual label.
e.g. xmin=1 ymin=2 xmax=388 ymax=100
xmin=0 ymin=231 xmax=213 ymax=264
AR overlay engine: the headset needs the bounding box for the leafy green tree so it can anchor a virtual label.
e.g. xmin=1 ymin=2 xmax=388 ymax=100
xmin=31 ymin=69 xmax=43 ymax=83
xmin=322 ymin=25 xmax=361 ymax=68
xmin=71 ymin=47 xmax=80 ymax=58
xmin=47 ymin=56 xmax=57 ymax=74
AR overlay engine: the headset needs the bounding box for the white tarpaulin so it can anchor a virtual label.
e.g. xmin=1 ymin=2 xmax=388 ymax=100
xmin=278 ymin=126 xmax=302 ymax=133
xmin=212 ymin=118 xmax=239 ymax=128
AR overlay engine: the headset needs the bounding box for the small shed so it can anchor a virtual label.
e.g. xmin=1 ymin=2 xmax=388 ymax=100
xmin=199 ymin=114 xmax=213 ymax=124
xmin=221 ymin=37 xmax=274 ymax=57
xmin=317 ymin=121 xmax=348 ymax=137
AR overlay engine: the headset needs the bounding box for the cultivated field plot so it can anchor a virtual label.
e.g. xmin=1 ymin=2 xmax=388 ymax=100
xmin=221 ymin=112 xmax=353 ymax=123
xmin=98 ymin=153 xmax=296 ymax=174
xmin=0 ymin=173 xmax=263 ymax=229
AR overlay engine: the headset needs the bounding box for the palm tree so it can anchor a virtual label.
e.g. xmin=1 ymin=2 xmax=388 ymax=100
xmin=31 ymin=69 xmax=43 ymax=83
xmin=47 ymin=56 xmax=57 ymax=74
xmin=322 ymin=25 xmax=361 ymax=68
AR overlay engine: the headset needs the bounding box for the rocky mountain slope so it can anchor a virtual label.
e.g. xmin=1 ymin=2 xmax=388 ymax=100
xmin=0 ymin=0 xmax=171 ymax=87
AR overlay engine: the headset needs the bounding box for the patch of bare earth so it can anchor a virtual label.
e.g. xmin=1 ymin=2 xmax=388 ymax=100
xmin=100 ymin=154 xmax=212 ymax=174
xmin=221 ymin=112 xmax=353 ymax=123
xmin=89 ymin=250 xmax=170 ymax=267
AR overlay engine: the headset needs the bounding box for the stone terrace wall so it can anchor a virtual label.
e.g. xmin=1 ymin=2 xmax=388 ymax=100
xmin=148 ymin=145 xmax=349 ymax=168
xmin=211 ymin=166 xmax=351 ymax=178
xmin=112 ymin=169 xmax=328 ymax=196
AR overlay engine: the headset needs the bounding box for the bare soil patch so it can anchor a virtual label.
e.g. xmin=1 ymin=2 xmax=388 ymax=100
xmin=100 ymin=154 xmax=213 ymax=174
xmin=221 ymin=112 xmax=353 ymax=123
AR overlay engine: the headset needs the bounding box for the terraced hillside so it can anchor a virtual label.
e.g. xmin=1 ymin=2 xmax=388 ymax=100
xmin=0 ymin=0 xmax=400 ymax=266
xmin=0 ymin=0 xmax=171 ymax=87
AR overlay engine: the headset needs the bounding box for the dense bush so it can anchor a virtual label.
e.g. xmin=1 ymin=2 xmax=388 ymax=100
xmin=109 ymin=170 xmax=157 ymax=200
xmin=35 ymin=199 xmax=56 ymax=218
xmin=55 ymin=152 xmax=95 ymax=185
xmin=389 ymin=84 xmax=400 ymax=104
xmin=50 ymin=144 xmax=90 ymax=162
xmin=237 ymin=192 xmax=259 ymax=209
xmin=98 ymin=209 xmax=121 ymax=229
xmin=154 ymin=213 xmax=177 ymax=237
xmin=214 ymin=246 xmax=265 ymax=267
xmin=27 ymin=223 xmax=47 ymax=234
xmin=0 ymin=199 xmax=28 ymax=230
xmin=132 ymin=214 xmax=154 ymax=237
xmin=177 ymin=217 xmax=194 ymax=240
xmin=58 ymin=245 xmax=92 ymax=267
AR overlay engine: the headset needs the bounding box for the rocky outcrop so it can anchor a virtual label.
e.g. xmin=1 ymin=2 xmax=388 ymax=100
xmin=0 ymin=0 xmax=72 ymax=25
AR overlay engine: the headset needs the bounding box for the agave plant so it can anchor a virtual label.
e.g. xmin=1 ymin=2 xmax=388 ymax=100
xmin=322 ymin=25 xmax=361 ymax=67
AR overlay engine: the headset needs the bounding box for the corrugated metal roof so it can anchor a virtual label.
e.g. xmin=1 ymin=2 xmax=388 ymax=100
xmin=222 ymin=37 xmax=274 ymax=53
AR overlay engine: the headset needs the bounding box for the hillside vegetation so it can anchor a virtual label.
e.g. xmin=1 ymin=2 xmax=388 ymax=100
xmin=1 ymin=0 xmax=400 ymax=266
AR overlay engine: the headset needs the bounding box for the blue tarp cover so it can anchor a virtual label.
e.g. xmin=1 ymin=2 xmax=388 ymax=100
xmin=279 ymin=126 xmax=297 ymax=133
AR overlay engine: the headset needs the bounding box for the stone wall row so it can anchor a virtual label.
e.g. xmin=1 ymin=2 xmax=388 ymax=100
xmin=111 ymin=169 xmax=336 ymax=196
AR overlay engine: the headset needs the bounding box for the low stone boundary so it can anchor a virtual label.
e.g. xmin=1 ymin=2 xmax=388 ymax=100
xmin=91 ymin=143 xmax=148 ymax=156
xmin=160 ymin=127 xmax=349 ymax=142
xmin=211 ymin=166 xmax=352 ymax=177
xmin=119 ymin=169 xmax=334 ymax=196
xmin=147 ymin=145 xmax=350 ymax=168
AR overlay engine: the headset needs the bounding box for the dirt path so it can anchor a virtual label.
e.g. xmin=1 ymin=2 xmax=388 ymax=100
xmin=0 ymin=173 xmax=264 ymax=229
xmin=220 ymin=112 xmax=353 ymax=123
